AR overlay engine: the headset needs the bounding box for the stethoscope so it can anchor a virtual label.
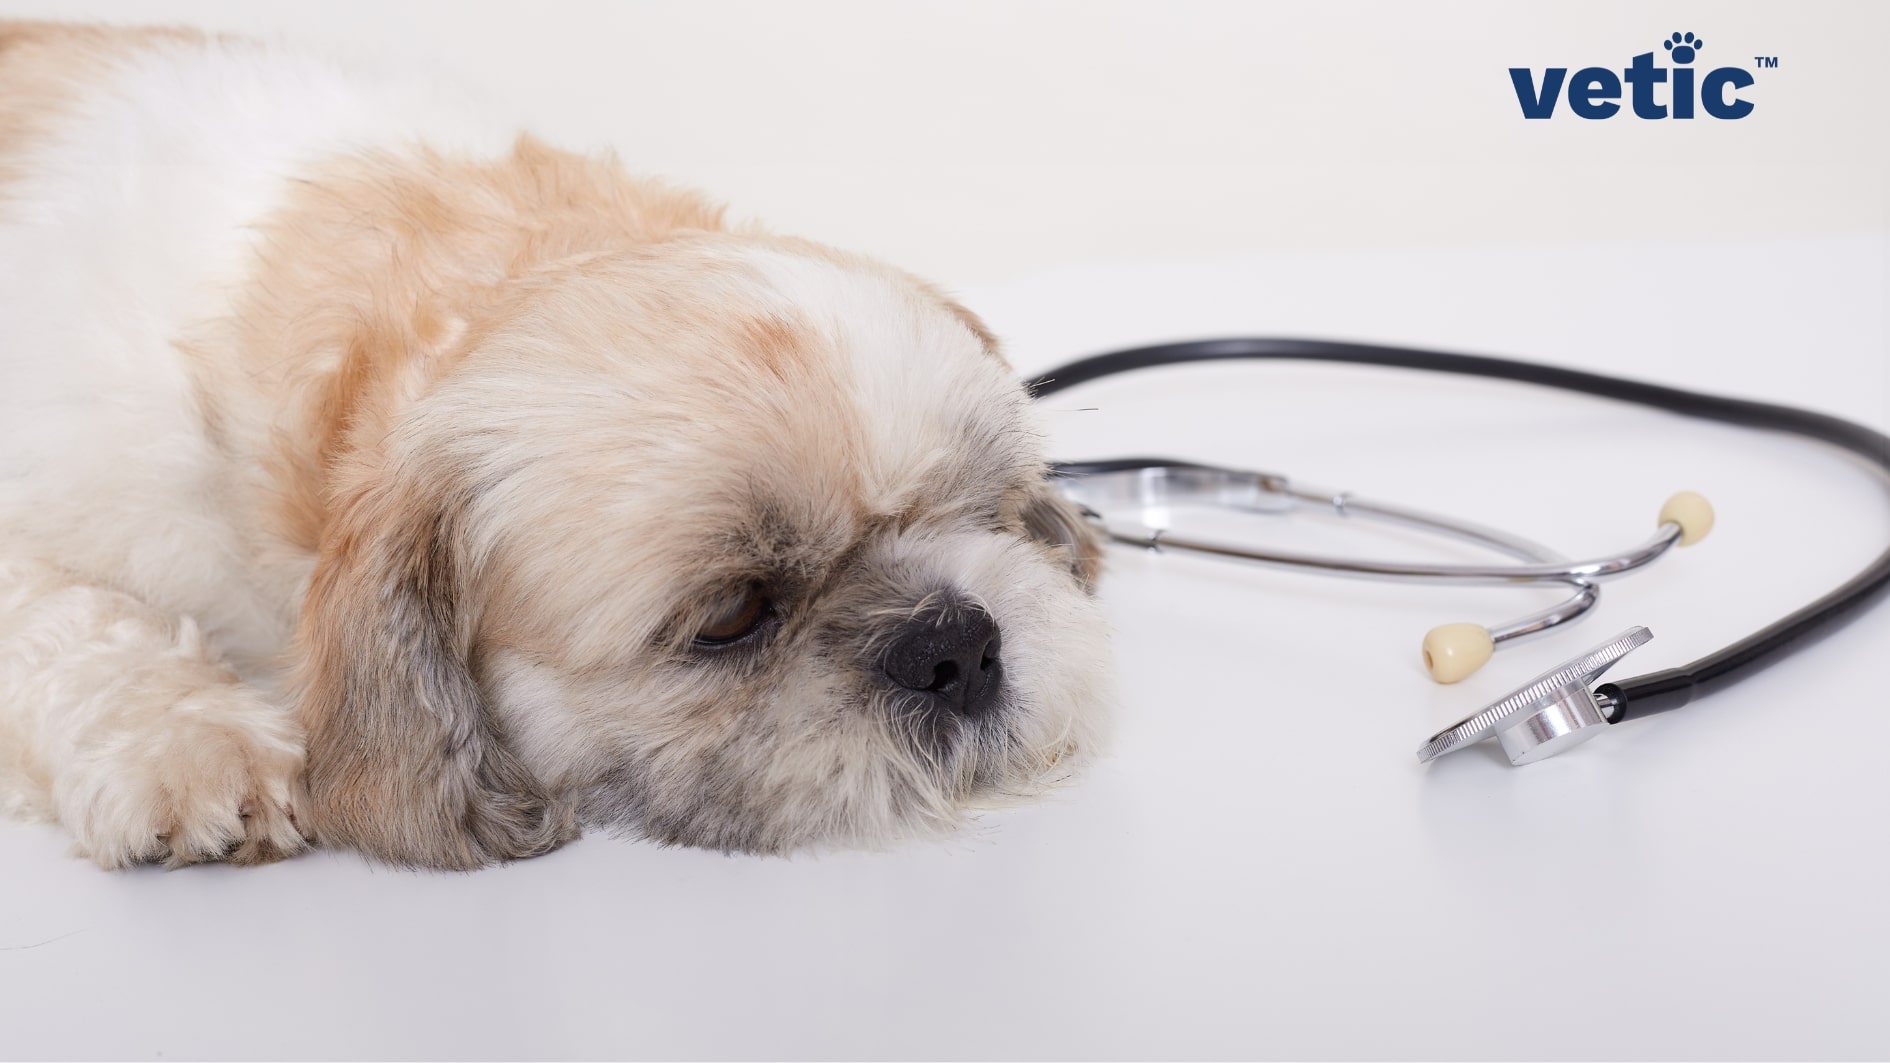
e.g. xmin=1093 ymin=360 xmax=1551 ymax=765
xmin=1032 ymin=339 xmax=1890 ymax=765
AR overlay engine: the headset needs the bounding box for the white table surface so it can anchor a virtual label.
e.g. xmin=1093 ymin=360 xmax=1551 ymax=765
xmin=1 ymin=233 xmax=1885 ymax=1060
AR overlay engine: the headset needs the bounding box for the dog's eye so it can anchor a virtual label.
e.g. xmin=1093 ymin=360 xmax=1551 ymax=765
xmin=693 ymin=585 xmax=772 ymax=646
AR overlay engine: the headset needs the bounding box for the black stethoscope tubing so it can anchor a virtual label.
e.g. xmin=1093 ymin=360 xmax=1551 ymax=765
xmin=1027 ymin=338 xmax=1890 ymax=724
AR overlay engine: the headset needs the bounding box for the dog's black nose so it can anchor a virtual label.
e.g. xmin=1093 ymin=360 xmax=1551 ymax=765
xmin=882 ymin=604 xmax=1003 ymax=717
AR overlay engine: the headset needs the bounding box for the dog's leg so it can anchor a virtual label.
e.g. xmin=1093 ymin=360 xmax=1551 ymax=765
xmin=0 ymin=556 xmax=308 ymax=867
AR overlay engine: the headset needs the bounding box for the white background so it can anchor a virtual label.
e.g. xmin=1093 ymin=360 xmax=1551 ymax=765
xmin=0 ymin=2 xmax=1885 ymax=1060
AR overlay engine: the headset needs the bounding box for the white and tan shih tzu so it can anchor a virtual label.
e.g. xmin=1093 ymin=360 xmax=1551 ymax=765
xmin=0 ymin=22 xmax=1113 ymax=870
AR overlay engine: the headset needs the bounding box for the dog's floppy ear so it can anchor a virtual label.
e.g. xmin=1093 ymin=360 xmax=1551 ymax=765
xmin=293 ymin=478 xmax=577 ymax=869
xmin=933 ymin=297 xmax=1105 ymax=584
xmin=934 ymin=296 xmax=1106 ymax=585
xmin=1020 ymin=475 xmax=1106 ymax=589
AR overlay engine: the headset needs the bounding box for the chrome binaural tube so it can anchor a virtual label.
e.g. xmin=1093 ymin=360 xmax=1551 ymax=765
xmin=1052 ymin=461 xmax=1683 ymax=652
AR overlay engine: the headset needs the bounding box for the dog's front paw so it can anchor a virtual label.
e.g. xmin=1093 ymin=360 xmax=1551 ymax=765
xmin=60 ymin=686 xmax=311 ymax=869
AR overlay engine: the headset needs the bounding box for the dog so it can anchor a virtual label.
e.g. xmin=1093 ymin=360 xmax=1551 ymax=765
xmin=0 ymin=22 xmax=1113 ymax=870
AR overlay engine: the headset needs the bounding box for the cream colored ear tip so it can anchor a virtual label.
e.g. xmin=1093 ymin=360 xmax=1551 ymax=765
xmin=1659 ymin=490 xmax=1715 ymax=546
xmin=1422 ymin=622 xmax=1494 ymax=684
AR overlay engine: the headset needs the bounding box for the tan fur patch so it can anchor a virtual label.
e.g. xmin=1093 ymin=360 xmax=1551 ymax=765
xmin=175 ymin=137 xmax=728 ymax=551
xmin=736 ymin=315 xmax=816 ymax=381
xmin=0 ymin=21 xmax=199 ymax=194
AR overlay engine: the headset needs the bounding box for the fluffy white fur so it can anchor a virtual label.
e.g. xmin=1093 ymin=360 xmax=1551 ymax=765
xmin=0 ymin=24 xmax=1112 ymax=869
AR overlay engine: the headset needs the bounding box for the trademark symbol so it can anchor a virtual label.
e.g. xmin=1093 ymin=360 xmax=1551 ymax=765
xmin=1755 ymin=56 xmax=1779 ymax=68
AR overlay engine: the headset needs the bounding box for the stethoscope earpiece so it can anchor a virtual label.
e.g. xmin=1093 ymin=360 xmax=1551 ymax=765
xmin=1658 ymin=490 xmax=1716 ymax=547
xmin=1421 ymin=623 xmax=1494 ymax=683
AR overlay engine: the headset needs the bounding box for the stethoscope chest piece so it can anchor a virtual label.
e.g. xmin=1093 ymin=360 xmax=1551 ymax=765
xmin=1417 ymin=627 xmax=1652 ymax=765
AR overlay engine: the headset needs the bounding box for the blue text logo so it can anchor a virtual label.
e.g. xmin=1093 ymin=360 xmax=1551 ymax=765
xmin=1510 ymin=32 xmax=1767 ymax=120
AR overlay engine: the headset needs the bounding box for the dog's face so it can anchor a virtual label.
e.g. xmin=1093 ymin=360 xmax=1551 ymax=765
xmin=295 ymin=235 xmax=1112 ymax=867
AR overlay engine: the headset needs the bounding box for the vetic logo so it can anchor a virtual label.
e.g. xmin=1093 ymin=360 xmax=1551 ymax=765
xmin=1510 ymin=32 xmax=1769 ymax=120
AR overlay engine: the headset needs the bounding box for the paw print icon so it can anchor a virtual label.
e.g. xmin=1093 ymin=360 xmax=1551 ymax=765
xmin=1664 ymin=31 xmax=1704 ymax=64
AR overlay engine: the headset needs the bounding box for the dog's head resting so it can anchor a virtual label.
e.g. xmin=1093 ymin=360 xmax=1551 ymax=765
xmin=293 ymin=232 xmax=1112 ymax=868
